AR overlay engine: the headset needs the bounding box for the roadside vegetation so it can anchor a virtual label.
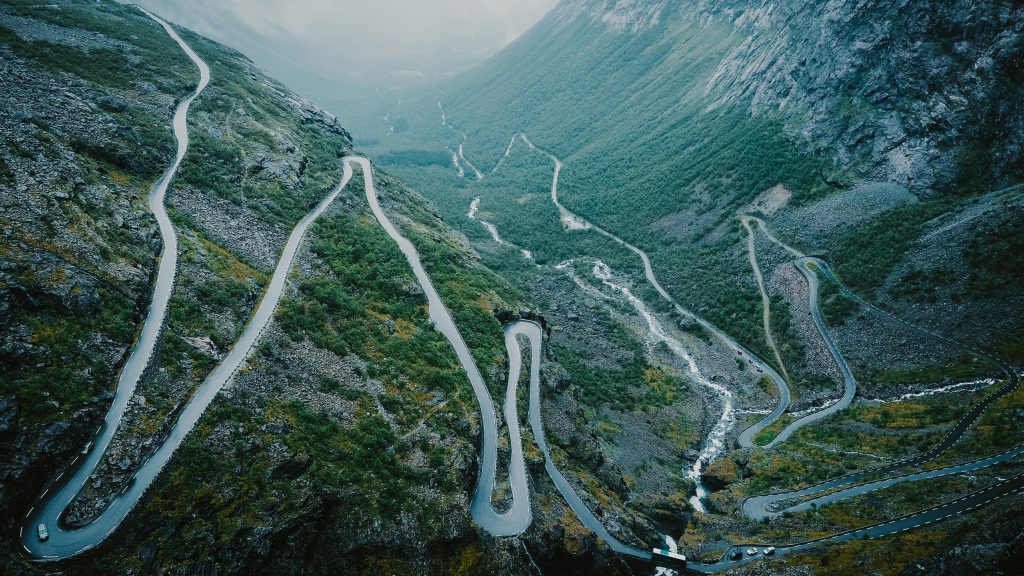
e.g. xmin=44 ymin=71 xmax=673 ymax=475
xmin=827 ymin=197 xmax=960 ymax=294
xmin=1 ymin=2 xmax=521 ymax=573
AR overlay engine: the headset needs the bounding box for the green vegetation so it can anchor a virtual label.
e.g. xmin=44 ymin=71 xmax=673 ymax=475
xmin=1 ymin=11 xmax=188 ymax=178
xmin=964 ymin=202 xmax=1024 ymax=296
xmin=892 ymin=266 xmax=957 ymax=304
xmin=285 ymin=402 xmax=425 ymax=518
xmin=753 ymin=415 xmax=795 ymax=446
xmin=280 ymin=213 xmax=467 ymax=386
xmin=819 ymin=276 xmax=859 ymax=326
xmin=828 ymin=197 xmax=958 ymax=293
xmin=0 ymin=1 xmax=193 ymax=87
xmin=380 ymin=149 xmax=452 ymax=168
xmin=552 ymin=338 xmax=646 ymax=411
xmin=845 ymin=400 xmax=962 ymax=429
xmin=0 ymin=25 xmax=137 ymax=87
xmin=731 ymin=382 xmax=1000 ymax=500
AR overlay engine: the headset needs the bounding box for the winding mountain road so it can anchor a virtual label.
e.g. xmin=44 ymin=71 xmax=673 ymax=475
xmin=735 ymin=216 xmax=866 ymax=447
xmin=704 ymin=224 xmax=1022 ymax=570
xmin=693 ymin=471 xmax=1024 ymax=572
xmin=500 ymin=136 xmax=1023 ymax=569
xmin=741 ymin=216 xmax=791 ymax=383
xmin=356 ymin=156 xmax=533 ymax=535
xmin=21 ymin=24 xmax=1021 ymax=570
xmin=23 ymin=13 xmax=357 ymax=559
xmin=514 ymin=320 xmax=651 ymax=560
xmin=20 ymin=9 xmax=209 ymax=560
xmin=757 ymin=258 xmax=858 ymax=447
xmin=517 ymin=135 xmax=792 ymax=455
xmin=361 ymin=157 xmax=655 ymax=555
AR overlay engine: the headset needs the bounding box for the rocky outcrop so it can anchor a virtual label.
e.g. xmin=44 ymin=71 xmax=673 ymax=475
xmin=552 ymin=0 xmax=669 ymax=33
xmin=704 ymin=0 xmax=1024 ymax=195
xmin=558 ymin=0 xmax=1024 ymax=195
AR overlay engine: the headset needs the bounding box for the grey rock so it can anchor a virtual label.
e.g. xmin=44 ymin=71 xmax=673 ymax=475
xmin=10 ymin=110 xmax=33 ymax=123
xmin=97 ymin=96 xmax=128 ymax=113
xmin=37 ymin=419 xmax=72 ymax=455
xmin=0 ymin=397 xmax=17 ymax=435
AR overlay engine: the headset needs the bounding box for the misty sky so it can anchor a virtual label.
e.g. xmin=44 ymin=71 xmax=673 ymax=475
xmin=133 ymin=0 xmax=559 ymax=87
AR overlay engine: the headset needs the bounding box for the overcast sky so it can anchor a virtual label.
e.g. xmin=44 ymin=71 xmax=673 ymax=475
xmin=133 ymin=0 xmax=559 ymax=86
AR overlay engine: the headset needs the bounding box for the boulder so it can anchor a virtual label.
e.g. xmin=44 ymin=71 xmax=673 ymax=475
xmin=701 ymin=458 xmax=740 ymax=491
xmin=0 ymin=397 xmax=18 ymax=436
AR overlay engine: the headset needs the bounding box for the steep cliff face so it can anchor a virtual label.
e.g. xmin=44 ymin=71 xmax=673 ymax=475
xmin=554 ymin=0 xmax=1024 ymax=195
xmin=551 ymin=0 xmax=670 ymax=33
xmin=697 ymin=0 xmax=1024 ymax=195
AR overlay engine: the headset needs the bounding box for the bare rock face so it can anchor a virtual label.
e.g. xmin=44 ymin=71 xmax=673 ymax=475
xmin=694 ymin=0 xmax=1024 ymax=195
xmin=557 ymin=0 xmax=1024 ymax=196
xmin=0 ymin=397 xmax=17 ymax=436
xmin=553 ymin=0 xmax=670 ymax=33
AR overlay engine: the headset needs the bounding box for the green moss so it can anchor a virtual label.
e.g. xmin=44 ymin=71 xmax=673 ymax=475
xmin=0 ymin=285 xmax=136 ymax=427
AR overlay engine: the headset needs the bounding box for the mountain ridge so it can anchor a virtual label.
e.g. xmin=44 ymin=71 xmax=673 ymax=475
xmin=2 ymin=0 xmax=1024 ymax=574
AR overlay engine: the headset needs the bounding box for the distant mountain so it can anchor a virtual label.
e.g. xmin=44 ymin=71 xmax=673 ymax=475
xmin=450 ymin=0 xmax=1024 ymax=195
xmin=3 ymin=1 xmax=1024 ymax=575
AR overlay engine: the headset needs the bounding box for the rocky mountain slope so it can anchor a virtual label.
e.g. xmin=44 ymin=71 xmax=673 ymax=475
xmin=3 ymin=0 xmax=1024 ymax=575
xmin=552 ymin=0 xmax=1024 ymax=195
xmin=0 ymin=2 xmax=723 ymax=574
xmin=0 ymin=1 xmax=516 ymax=574
xmin=349 ymin=0 xmax=1024 ymax=573
xmin=699 ymin=0 xmax=1023 ymax=196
